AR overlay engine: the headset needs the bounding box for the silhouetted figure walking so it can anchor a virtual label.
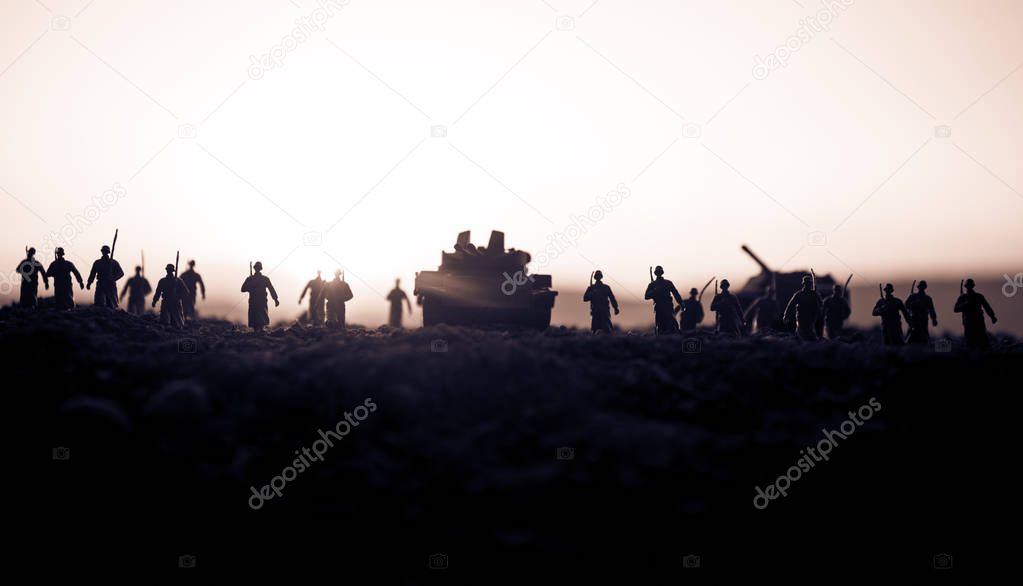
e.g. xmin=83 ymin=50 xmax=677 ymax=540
xmin=710 ymin=279 xmax=744 ymax=336
xmin=45 ymin=247 xmax=84 ymax=310
xmin=152 ymin=264 xmax=188 ymax=328
xmin=679 ymin=288 xmax=704 ymax=331
xmin=323 ymin=269 xmax=353 ymax=328
xmin=644 ymin=266 xmax=682 ymax=335
xmin=905 ymin=280 xmax=937 ymax=344
xmin=954 ymin=278 xmax=997 ymax=350
xmin=783 ymin=276 xmax=822 ymax=341
xmin=15 ymin=247 xmax=49 ymax=307
xmin=583 ymin=270 xmax=619 ymax=333
xmin=822 ymin=285 xmax=851 ymax=339
xmin=386 ymin=278 xmax=412 ymax=328
xmin=241 ymin=261 xmax=279 ymax=331
xmin=87 ymin=245 xmax=124 ymax=308
xmin=872 ymin=283 xmax=911 ymax=346
xmin=179 ymin=260 xmax=206 ymax=321
xmin=120 ymin=265 xmax=152 ymax=316
xmin=299 ymin=270 xmax=326 ymax=326
xmin=745 ymin=284 xmax=781 ymax=333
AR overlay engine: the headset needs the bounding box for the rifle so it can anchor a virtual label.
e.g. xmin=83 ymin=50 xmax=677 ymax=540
xmin=174 ymin=251 xmax=179 ymax=276
xmin=960 ymin=279 xmax=964 ymax=296
xmin=341 ymin=270 xmax=345 ymax=282
xmin=844 ymin=274 xmax=853 ymax=291
xmin=110 ymin=228 xmax=118 ymax=259
xmin=589 ymin=271 xmax=594 ymax=287
xmin=878 ymin=283 xmax=884 ymax=300
xmin=249 ymin=262 xmax=253 ymax=276
xmin=810 ymin=269 xmax=817 ymax=292
xmin=910 ymin=280 xmax=916 ymax=296
xmin=715 ymin=279 xmax=719 ymax=295
xmin=649 ymin=266 xmax=653 ymax=282
xmin=698 ymin=276 xmax=715 ymax=302
xmin=140 ymin=250 xmax=145 ymax=275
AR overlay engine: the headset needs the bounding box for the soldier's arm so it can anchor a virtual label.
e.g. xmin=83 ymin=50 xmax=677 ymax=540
xmin=404 ymin=291 xmax=412 ymax=313
xmin=670 ymin=284 xmax=683 ymax=305
xmin=643 ymin=283 xmax=654 ymax=300
xmin=928 ymin=299 xmax=937 ymax=322
xmin=583 ymin=286 xmax=592 ymax=302
xmin=197 ymin=274 xmax=206 ymax=298
xmin=72 ymin=265 xmax=84 ymax=287
xmin=120 ymin=280 xmax=129 ymax=300
xmin=953 ymin=295 xmax=965 ymax=313
xmin=241 ymin=277 xmax=249 ymax=293
xmin=980 ymin=295 xmax=996 ymax=321
xmin=86 ymin=262 xmax=97 ymax=286
xmin=267 ymin=279 xmax=279 ymax=303
xmin=608 ymin=287 xmax=619 ymax=312
xmin=152 ymin=281 xmax=163 ymax=304
xmin=299 ymin=281 xmax=309 ymax=303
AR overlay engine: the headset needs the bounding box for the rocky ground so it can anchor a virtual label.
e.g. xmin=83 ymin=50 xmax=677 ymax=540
xmin=11 ymin=306 xmax=1019 ymax=574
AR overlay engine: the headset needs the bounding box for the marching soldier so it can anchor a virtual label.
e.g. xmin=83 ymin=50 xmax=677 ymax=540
xmin=241 ymin=261 xmax=280 ymax=331
xmin=152 ymin=264 xmax=188 ymax=327
xmin=744 ymin=284 xmax=781 ymax=334
xmin=872 ymin=283 xmax=911 ymax=346
xmin=783 ymin=276 xmax=822 ymax=341
xmin=178 ymin=260 xmax=206 ymax=321
xmin=386 ymin=278 xmax=412 ymax=328
xmin=15 ymin=247 xmax=48 ymax=307
xmin=299 ymin=270 xmax=326 ymax=326
xmin=905 ymin=280 xmax=938 ymax=344
xmin=323 ymin=269 xmax=353 ymax=328
xmin=644 ymin=266 xmax=682 ymax=335
xmin=45 ymin=247 xmax=84 ymax=310
xmin=822 ymin=285 xmax=851 ymax=340
xmin=710 ymin=279 xmax=744 ymax=336
xmin=86 ymin=245 xmax=124 ymax=308
xmin=583 ymin=270 xmax=619 ymax=334
xmin=679 ymin=288 xmax=704 ymax=331
xmin=954 ymin=278 xmax=997 ymax=350
xmin=120 ymin=265 xmax=152 ymax=316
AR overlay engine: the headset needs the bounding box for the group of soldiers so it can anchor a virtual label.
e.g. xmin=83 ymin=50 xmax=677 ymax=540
xmin=13 ymin=243 xmax=415 ymax=332
xmin=583 ymin=265 xmax=1000 ymax=349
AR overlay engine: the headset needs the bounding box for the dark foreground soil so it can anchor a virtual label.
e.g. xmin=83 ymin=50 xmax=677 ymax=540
xmin=9 ymin=306 xmax=1021 ymax=576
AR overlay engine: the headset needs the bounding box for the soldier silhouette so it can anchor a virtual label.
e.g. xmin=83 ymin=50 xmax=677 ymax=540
xmin=583 ymin=270 xmax=619 ymax=334
xmin=954 ymin=278 xmax=997 ymax=350
xmin=710 ymin=279 xmax=744 ymax=336
xmin=15 ymin=247 xmax=49 ymax=307
xmin=783 ymin=276 xmax=822 ymax=341
xmin=679 ymin=287 xmax=705 ymax=331
xmin=45 ymin=247 xmax=84 ymax=310
xmin=241 ymin=261 xmax=280 ymax=331
xmin=872 ymin=283 xmax=911 ymax=346
xmin=822 ymin=285 xmax=851 ymax=340
xmin=152 ymin=264 xmax=188 ymax=328
xmin=386 ymin=278 xmax=412 ymax=328
xmin=905 ymin=280 xmax=938 ymax=344
xmin=323 ymin=269 xmax=353 ymax=328
xmin=644 ymin=266 xmax=682 ymax=335
xmin=120 ymin=265 xmax=152 ymax=316
xmin=745 ymin=283 xmax=782 ymax=334
xmin=299 ymin=270 xmax=326 ymax=326
xmin=86 ymin=245 xmax=124 ymax=308
xmin=178 ymin=260 xmax=206 ymax=321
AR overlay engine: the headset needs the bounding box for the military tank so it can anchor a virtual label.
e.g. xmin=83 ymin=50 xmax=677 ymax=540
xmin=736 ymin=244 xmax=850 ymax=313
xmin=414 ymin=230 xmax=558 ymax=329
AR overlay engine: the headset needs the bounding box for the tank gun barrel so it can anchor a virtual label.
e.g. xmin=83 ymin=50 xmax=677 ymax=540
xmin=741 ymin=244 xmax=772 ymax=274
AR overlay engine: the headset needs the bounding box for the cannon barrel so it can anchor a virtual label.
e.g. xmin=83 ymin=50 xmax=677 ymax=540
xmin=741 ymin=244 xmax=772 ymax=274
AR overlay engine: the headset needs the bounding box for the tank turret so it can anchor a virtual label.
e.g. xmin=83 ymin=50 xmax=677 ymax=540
xmin=414 ymin=230 xmax=558 ymax=329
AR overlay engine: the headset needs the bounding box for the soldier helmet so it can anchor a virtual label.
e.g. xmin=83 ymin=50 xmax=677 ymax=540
xmin=334 ymin=269 xmax=342 ymax=277
xmin=101 ymin=245 xmax=111 ymax=254
xmin=802 ymin=275 xmax=813 ymax=285
xmin=689 ymin=288 xmax=698 ymax=296
xmin=55 ymin=247 xmax=65 ymax=257
xmin=918 ymin=280 xmax=928 ymax=290
xmin=135 ymin=265 xmax=142 ymax=272
xmin=594 ymin=270 xmax=603 ymax=280
xmin=253 ymin=261 xmax=263 ymax=271
xmin=884 ymin=283 xmax=895 ymax=293
xmin=188 ymin=259 xmax=196 ymax=267
xmin=165 ymin=263 xmax=175 ymax=272
xmin=833 ymin=285 xmax=843 ymax=296
xmin=27 ymin=247 xmax=36 ymax=255
xmin=964 ymin=278 xmax=975 ymax=290
xmin=720 ymin=279 xmax=731 ymax=289
xmin=653 ymin=266 xmax=664 ymax=276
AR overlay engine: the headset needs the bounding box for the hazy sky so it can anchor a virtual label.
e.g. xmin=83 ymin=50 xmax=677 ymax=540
xmin=2 ymin=0 xmax=1021 ymax=324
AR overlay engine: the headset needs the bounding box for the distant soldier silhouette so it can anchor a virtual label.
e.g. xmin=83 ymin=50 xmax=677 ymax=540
xmin=710 ymin=279 xmax=744 ymax=336
xmin=679 ymin=287 xmax=705 ymax=331
xmin=872 ymin=283 xmax=911 ymax=346
xmin=905 ymin=280 xmax=938 ymax=344
xmin=178 ymin=260 xmax=206 ymax=321
xmin=583 ymin=270 xmax=619 ymax=333
xmin=954 ymin=278 xmax=997 ymax=350
xmin=744 ymin=284 xmax=781 ymax=333
xmin=323 ymin=269 xmax=353 ymax=328
xmin=152 ymin=264 xmax=188 ymax=327
xmin=644 ymin=266 xmax=682 ymax=335
xmin=299 ymin=270 xmax=326 ymax=326
xmin=120 ymin=265 xmax=152 ymax=316
xmin=386 ymin=278 xmax=412 ymax=328
xmin=241 ymin=261 xmax=280 ymax=331
xmin=15 ymin=247 xmax=49 ymax=307
xmin=783 ymin=276 xmax=822 ymax=341
xmin=86 ymin=245 xmax=124 ymax=308
xmin=822 ymin=285 xmax=851 ymax=339
xmin=45 ymin=247 xmax=84 ymax=310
